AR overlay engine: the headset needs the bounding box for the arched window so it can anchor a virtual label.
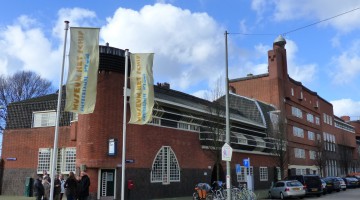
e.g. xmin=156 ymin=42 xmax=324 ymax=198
xmin=150 ymin=146 xmax=180 ymax=184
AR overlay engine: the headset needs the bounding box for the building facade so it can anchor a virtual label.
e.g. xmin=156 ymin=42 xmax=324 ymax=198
xmin=229 ymin=36 xmax=359 ymax=178
xmin=2 ymin=45 xmax=283 ymax=199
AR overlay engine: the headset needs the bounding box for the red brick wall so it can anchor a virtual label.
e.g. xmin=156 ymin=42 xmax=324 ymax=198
xmin=2 ymin=126 xmax=74 ymax=169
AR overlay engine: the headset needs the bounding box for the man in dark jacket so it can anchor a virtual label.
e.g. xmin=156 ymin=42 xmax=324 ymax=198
xmin=79 ymin=171 xmax=91 ymax=200
xmin=33 ymin=175 xmax=44 ymax=200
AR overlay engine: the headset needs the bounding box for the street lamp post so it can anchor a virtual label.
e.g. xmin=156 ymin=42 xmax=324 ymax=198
xmin=224 ymin=30 xmax=231 ymax=200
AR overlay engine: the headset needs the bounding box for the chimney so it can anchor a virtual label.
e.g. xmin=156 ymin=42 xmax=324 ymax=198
xmin=341 ymin=116 xmax=350 ymax=122
xmin=273 ymin=35 xmax=286 ymax=49
xmin=157 ymin=82 xmax=170 ymax=89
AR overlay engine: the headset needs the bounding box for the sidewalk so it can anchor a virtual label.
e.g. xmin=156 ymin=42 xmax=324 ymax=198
xmin=153 ymin=189 xmax=269 ymax=200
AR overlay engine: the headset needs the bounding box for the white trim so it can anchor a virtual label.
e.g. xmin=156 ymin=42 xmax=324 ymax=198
xmin=155 ymin=98 xmax=266 ymax=128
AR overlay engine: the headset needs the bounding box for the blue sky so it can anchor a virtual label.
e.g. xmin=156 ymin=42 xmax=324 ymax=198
xmin=1 ymin=0 xmax=360 ymax=119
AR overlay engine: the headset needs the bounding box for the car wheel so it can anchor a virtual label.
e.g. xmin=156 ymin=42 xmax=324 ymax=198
xmin=317 ymin=194 xmax=321 ymax=197
xmin=337 ymin=189 xmax=340 ymax=192
xmin=268 ymin=192 xmax=272 ymax=199
xmin=343 ymin=188 xmax=346 ymax=191
xmin=280 ymin=192 xmax=284 ymax=199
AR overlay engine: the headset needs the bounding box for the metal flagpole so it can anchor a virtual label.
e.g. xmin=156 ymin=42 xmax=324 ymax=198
xmin=224 ymin=30 xmax=231 ymax=200
xmin=49 ymin=20 xmax=70 ymax=200
xmin=121 ymin=49 xmax=130 ymax=200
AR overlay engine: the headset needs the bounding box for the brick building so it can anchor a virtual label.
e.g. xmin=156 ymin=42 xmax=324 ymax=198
xmin=229 ymin=35 xmax=359 ymax=177
xmin=2 ymin=45 xmax=283 ymax=199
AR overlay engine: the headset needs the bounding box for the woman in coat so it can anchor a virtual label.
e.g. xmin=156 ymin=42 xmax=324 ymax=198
xmin=64 ymin=171 xmax=77 ymax=200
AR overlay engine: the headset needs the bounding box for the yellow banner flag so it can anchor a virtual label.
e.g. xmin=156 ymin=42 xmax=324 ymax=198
xmin=129 ymin=53 xmax=155 ymax=124
xmin=65 ymin=27 xmax=100 ymax=114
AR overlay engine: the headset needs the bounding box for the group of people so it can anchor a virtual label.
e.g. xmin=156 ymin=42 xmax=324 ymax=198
xmin=33 ymin=171 xmax=90 ymax=200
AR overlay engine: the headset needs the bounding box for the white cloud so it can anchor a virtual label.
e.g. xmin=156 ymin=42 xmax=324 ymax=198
xmin=330 ymin=40 xmax=360 ymax=84
xmin=251 ymin=0 xmax=360 ymax=33
xmin=0 ymin=8 xmax=99 ymax=85
xmin=331 ymin=98 xmax=360 ymax=118
xmin=284 ymin=39 xmax=317 ymax=83
xmin=101 ymin=3 xmax=224 ymax=91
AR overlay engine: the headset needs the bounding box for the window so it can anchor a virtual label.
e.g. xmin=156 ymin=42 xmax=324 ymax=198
xmin=148 ymin=117 xmax=161 ymax=125
xmin=237 ymin=166 xmax=253 ymax=182
xmin=306 ymin=113 xmax=314 ymax=123
xmin=316 ymin=134 xmax=321 ymax=140
xmin=294 ymin=148 xmax=305 ymax=159
xmin=64 ymin=148 xmax=76 ymax=172
xmin=292 ymin=107 xmax=302 ymax=118
xmin=37 ymin=147 xmax=76 ymax=174
xmin=151 ymin=146 xmax=180 ymax=184
xmin=308 ymin=131 xmax=315 ymax=140
xmin=259 ymin=167 xmax=268 ymax=181
xmin=309 ymin=150 xmax=316 ymax=160
xmin=315 ymin=117 xmax=320 ymax=125
xmin=33 ymin=111 xmax=56 ymax=127
xmin=293 ymin=126 xmax=304 ymax=138
xmin=37 ymin=148 xmax=51 ymax=174
xmin=291 ymin=88 xmax=294 ymax=96
xmin=276 ymin=167 xmax=281 ymax=180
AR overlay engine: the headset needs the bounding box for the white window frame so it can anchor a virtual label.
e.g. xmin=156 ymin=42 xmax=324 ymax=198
xmin=293 ymin=126 xmax=304 ymax=138
xmin=37 ymin=147 xmax=76 ymax=174
xmin=32 ymin=110 xmax=56 ymax=128
xmin=306 ymin=113 xmax=314 ymax=123
xmin=259 ymin=167 xmax=268 ymax=181
xmin=294 ymin=148 xmax=305 ymax=159
xmin=292 ymin=107 xmax=303 ymax=118
xmin=315 ymin=117 xmax=320 ymax=125
xmin=237 ymin=166 xmax=253 ymax=182
xmin=309 ymin=150 xmax=316 ymax=160
xmin=308 ymin=131 xmax=315 ymax=141
xmin=291 ymin=88 xmax=294 ymax=96
xmin=151 ymin=146 xmax=180 ymax=184
xmin=37 ymin=148 xmax=52 ymax=174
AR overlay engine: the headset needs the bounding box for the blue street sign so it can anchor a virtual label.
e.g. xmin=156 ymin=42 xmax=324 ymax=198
xmin=243 ymin=159 xmax=249 ymax=167
xmin=236 ymin=164 xmax=241 ymax=174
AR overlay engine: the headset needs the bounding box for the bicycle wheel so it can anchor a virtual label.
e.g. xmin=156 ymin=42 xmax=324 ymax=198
xmin=193 ymin=191 xmax=199 ymax=200
xmin=206 ymin=193 xmax=214 ymax=200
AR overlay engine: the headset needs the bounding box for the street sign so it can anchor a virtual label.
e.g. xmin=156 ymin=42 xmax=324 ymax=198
xmin=243 ymin=158 xmax=249 ymax=167
xmin=235 ymin=164 xmax=241 ymax=174
xmin=221 ymin=143 xmax=233 ymax=161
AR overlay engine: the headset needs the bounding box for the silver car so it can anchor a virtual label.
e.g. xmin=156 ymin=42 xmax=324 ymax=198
xmin=268 ymin=180 xmax=306 ymax=199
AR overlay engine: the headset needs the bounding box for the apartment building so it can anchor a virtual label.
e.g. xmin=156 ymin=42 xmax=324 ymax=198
xmin=229 ymin=35 xmax=358 ymax=177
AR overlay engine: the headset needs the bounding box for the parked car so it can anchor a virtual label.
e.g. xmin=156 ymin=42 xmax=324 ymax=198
xmin=287 ymin=175 xmax=323 ymax=197
xmin=335 ymin=177 xmax=347 ymax=191
xmin=343 ymin=177 xmax=358 ymax=188
xmin=268 ymin=180 xmax=306 ymax=199
xmin=323 ymin=177 xmax=341 ymax=193
xmin=347 ymin=176 xmax=360 ymax=187
xmin=320 ymin=179 xmax=327 ymax=195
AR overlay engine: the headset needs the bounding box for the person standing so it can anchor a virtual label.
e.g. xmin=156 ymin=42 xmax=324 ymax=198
xmin=59 ymin=174 xmax=65 ymax=200
xmin=33 ymin=175 xmax=44 ymax=200
xmin=79 ymin=171 xmax=91 ymax=200
xmin=53 ymin=174 xmax=62 ymax=200
xmin=64 ymin=171 xmax=77 ymax=200
xmin=42 ymin=177 xmax=51 ymax=200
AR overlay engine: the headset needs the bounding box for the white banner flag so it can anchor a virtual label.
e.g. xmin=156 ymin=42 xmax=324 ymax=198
xmin=129 ymin=53 xmax=155 ymax=124
xmin=65 ymin=27 xmax=100 ymax=114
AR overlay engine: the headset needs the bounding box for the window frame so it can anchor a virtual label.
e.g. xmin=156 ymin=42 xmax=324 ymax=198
xmin=32 ymin=110 xmax=57 ymax=128
xmin=150 ymin=146 xmax=180 ymax=184
xmin=259 ymin=167 xmax=268 ymax=181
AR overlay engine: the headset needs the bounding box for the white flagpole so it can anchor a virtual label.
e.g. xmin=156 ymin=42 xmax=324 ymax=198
xmin=121 ymin=49 xmax=130 ymax=200
xmin=49 ymin=21 xmax=69 ymax=200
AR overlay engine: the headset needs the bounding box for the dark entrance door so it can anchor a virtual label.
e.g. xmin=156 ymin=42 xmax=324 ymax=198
xmin=100 ymin=169 xmax=115 ymax=197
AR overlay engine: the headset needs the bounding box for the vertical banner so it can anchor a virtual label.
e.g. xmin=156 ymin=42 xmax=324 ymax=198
xmin=65 ymin=27 xmax=100 ymax=114
xmin=129 ymin=53 xmax=154 ymax=124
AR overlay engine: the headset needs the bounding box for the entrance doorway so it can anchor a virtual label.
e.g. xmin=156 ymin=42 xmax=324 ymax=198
xmin=100 ymin=169 xmax=115 ymax=199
